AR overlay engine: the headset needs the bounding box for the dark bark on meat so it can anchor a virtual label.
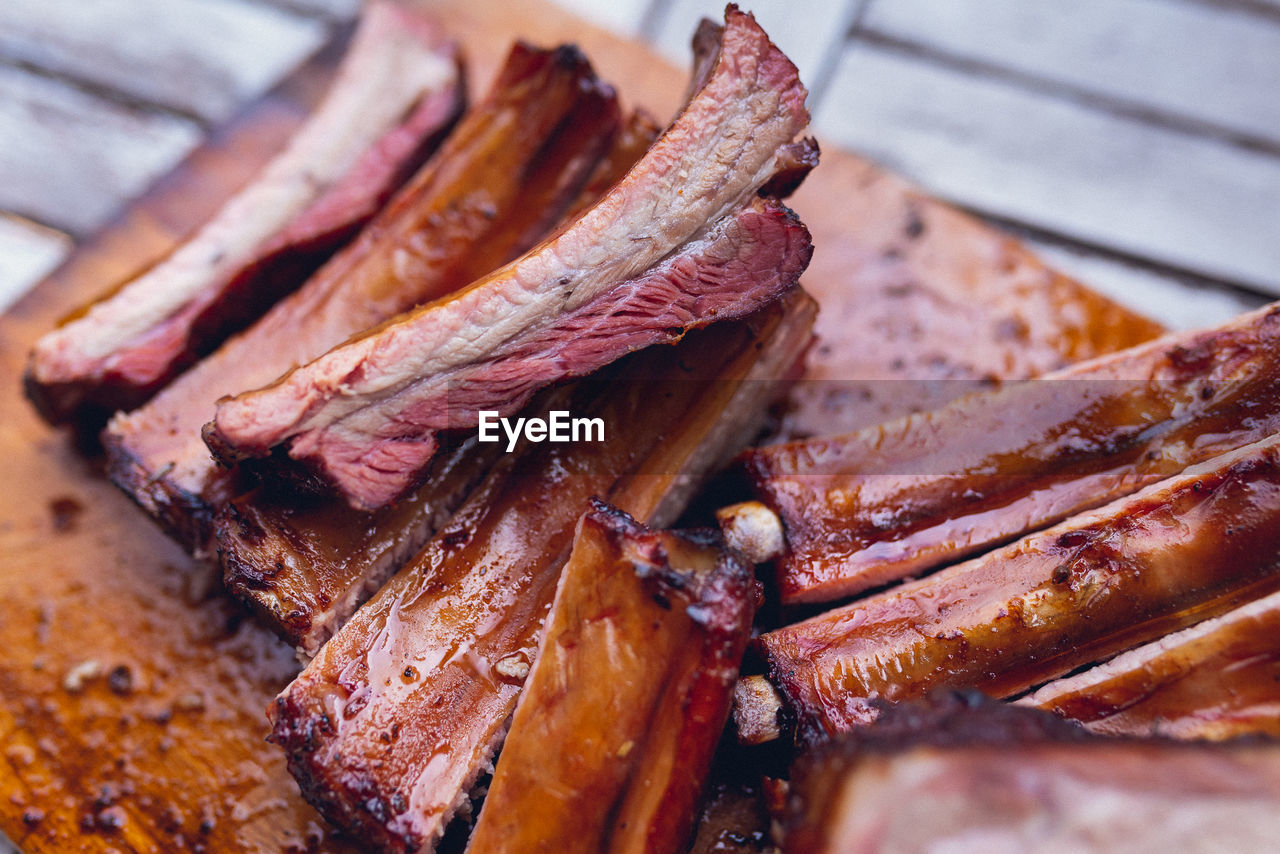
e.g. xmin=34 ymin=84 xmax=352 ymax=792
xmin=217 ymin=435 xmax=501 ymax=657
xmin=207 ymin=197 xmax=812 ymax=510
xmin=214 ymin=113 xmax=659 ymax=655
xmin=267 ymin=295 xmax=815 ymax=853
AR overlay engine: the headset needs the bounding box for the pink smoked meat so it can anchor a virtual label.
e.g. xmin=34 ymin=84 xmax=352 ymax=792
xmin=203 ymin=6 xmax=816 ymax=511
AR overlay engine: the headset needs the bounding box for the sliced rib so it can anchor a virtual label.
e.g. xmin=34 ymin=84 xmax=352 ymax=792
xmin=267 ymin=294 xmax=815 ymax=853
xmin=754 ymin=434 xmax=1280 ymax=739
xmin=215 ymin=113 xmax=658 ymax=654
xmin=205 ymin=108 xmax=685 ymax=596
xmin=104 ymin=42 xmax=622 ymax=553
xmin=204 ymin=7 xmax=813 ymax=511
xmin=747 ymin=301 xmax=1280 ymax=604
xmin=785 ymin=693 xmax=1280 ymax=854
xmin=1022 ymin=587 xmax=1280 ymax=741
xmin=216 ymin=435 xmax=498 ymax=657
xmin=467 ymin=500 xmax=755 ymax=854
xmin=24 ymin=1 xmax=464 ymax=423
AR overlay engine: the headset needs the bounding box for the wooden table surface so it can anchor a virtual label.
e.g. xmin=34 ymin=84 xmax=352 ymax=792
xmin=2 ymin=0 xmax=1277 ymax=329
xmin=1 ymin=1 xmax=1277 ymax=851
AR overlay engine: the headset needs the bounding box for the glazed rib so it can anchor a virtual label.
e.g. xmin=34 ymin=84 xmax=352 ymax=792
xmin=104 ymin=42 xmax=622 ymax=553
xmin=1022 ymin=587 xmax=1280 ymax=741
xmin=747 ymin=301 xmax=1280 ymax=605
xmin=754 ymin=434 xmax=1280 ymax=739
xmin=267 ymin=294 xmax=815 ymax=853
xmin=215 ymin=115 xmax=659 ymax=656
xmin=467 ymin=501 xmax=755 ymax=854
xmin=24 ymin=1 xmax=463 ymax=423
xmin=216 ymin=434 xmax=499 ymax=657
xmin=204 ymin=7 xmax=813 ymax=511
xmin=785 ymin=693 xmax=1280 ymax=854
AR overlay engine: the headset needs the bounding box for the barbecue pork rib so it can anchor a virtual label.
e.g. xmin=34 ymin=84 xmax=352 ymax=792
xmin=1022 ymin=587 xmax=1280 ymax=741
xmin=217 ymin=435 xmax=500 ymax=657
xmin=268 ymin=294 xmax=815 ymax=853
xmin=467 ymin=501 xmax=755 ymax=854
xmin=751 ymin=434 xmax=1280 ymax=739
xmin=24 ymin=1 xmax=464 ymax=423
xmin=746 ymin=301 xmax=1280 ymax=605
xmin=105 ymin=42 xmax=622 ymax=554
xmin=204 ymin=7 xmax=815 ymax=511
xmin=215 ymin=114 xmax=658 ymax=655
xmin=207 ymin=195 xmax=809 ymax=507
xmin=785 ymin=693 xmax=1280 ymax=854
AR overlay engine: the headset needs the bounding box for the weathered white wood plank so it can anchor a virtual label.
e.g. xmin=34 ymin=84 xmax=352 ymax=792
xmin=0 ymin=214 xmax=72 ymax=312
xmin=550 ymin=0 xmax=652 ymax=37
xmin=256 ymin=0 xmax=363 ymax=20
xmin=1024 ymin=239 xmax=1265 ymax=330
xmin=861 ymin=0 xmax=1280 ymax=146
xmin=817 ymin=44 xmax=1280 ymax=295
xmin=0 ymin=65 xmax=202 ymax=235
xmin=0 ymin=0 xmax=327 ymax=123
xmin=648 ymin=0 xmax=861 ymax=100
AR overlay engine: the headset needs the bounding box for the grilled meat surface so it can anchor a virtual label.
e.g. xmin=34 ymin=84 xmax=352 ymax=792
xmin=215 ymin=113 xmax=659 ymax=656
xmin=757 ymin=435 xmax=1280 ymax=739
xmin=467 ymin=500 xmax=755 ymax=854
xmin=786 ymin=693 xmax=1280 ymax=854
xmin=267 ymin=295 xmax=815 ymax=852
xmin=747 ymin=302 xmax=1280 ymax=605
xmin=1023 ymin=587 xmax=1280 ymax=740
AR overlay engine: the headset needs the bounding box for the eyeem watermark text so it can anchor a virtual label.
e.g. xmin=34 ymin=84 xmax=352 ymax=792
xmin=477 ymin=410 xmax=605 ymax=452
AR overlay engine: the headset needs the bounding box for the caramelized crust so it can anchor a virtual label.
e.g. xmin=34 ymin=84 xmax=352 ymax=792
xmin=267 ymin=296 xmax=814 ymax=852
xmin=757 ymin=435 xmax=1280 ymax=738
xmin=217 ymin=435 xmax=501 ymax=656
xmin=467 ymin=501 xmax=755 ymax=854
xmin=748 ymin=302 xmax=1280 ymax=604
xmin=1023 ymin=587 xmax=1280 ymax=740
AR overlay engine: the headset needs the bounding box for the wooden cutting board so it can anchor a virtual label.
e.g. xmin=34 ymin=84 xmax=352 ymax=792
xmin=0 ymin=2 xmax=1162 ymax=852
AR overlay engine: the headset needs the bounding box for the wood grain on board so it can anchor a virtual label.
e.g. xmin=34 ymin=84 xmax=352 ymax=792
xmin=0 ymin=1 xmax=1161 ymax=851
